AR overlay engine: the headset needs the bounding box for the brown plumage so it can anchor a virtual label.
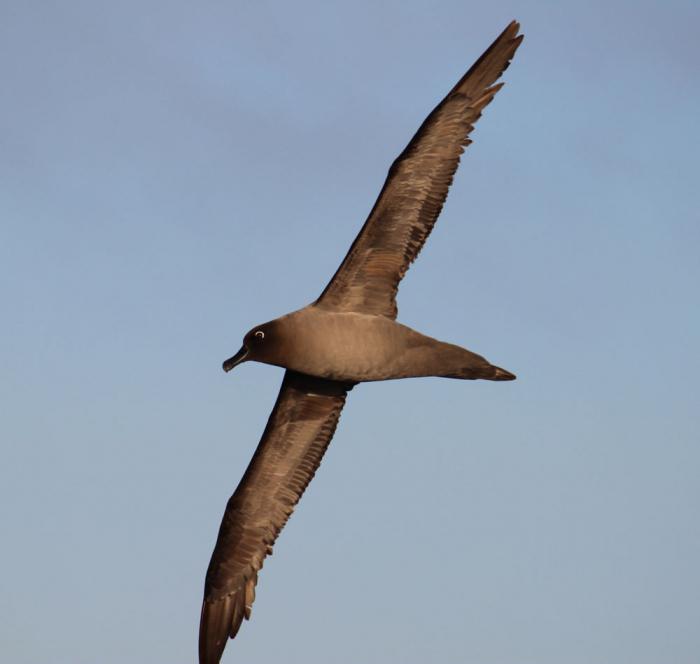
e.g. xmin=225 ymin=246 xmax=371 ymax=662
xmin=200 ymin=372 xmax=352 ymax=663
xmin=316 ymin=20 xmax=523 ymax=319
xmin=200 ymin=21 xmax=522 ymax=663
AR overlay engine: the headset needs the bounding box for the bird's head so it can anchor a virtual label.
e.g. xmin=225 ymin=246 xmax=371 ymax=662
xmin=222 ymin=321 xmax=279 ymax=372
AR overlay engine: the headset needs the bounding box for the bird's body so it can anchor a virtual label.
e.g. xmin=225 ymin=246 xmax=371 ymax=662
xmin=237 ymin=307 xmax=515 ymax=382
xmin=200 ymin=21 xmax=524 ymax=663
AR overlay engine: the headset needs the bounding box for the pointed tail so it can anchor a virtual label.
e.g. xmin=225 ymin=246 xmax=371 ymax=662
xmin=445 ymin=363 xmax=516 ymax=381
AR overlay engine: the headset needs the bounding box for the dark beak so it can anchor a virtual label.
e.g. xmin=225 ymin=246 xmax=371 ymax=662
xmin=222 ymin=346 xmax=248 ymax=372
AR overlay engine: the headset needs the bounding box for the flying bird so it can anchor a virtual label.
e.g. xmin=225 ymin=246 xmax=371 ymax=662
xmin=200 ymin=21 xmax=523 ymax=663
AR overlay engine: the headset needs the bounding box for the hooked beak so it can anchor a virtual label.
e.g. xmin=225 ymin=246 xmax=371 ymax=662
xmin=222 ymin=346 xmax=248 ymax=372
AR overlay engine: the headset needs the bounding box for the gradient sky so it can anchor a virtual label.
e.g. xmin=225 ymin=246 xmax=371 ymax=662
xmin=2 ymin=2 xmax=699 ymax=663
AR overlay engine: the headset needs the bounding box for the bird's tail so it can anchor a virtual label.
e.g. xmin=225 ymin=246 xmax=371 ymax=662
xmin=444 ymin=363 xmax=516 ymax=381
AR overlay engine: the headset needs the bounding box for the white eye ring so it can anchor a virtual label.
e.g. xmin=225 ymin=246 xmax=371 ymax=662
xmin=254 ymin=330 xmax=265 ymax=340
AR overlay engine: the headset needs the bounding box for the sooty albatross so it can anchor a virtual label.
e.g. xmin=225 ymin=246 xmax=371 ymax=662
xmin=200 ymin=20 xmax=523 ymax=663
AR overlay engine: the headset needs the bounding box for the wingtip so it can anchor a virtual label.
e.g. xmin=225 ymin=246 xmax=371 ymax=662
xmin=501 ymin=20 xmax=524 ymax=49
xmin=505 ymin=19 xmax=521 ymax=36
xmin=505 ymin=20 xmax=524 ymax=46
xmin=199 ymin=597 xmax=236 ymax=664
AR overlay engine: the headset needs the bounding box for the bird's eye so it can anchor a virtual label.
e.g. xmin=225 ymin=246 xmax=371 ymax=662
xmin=254 ymin=330 xmax=265 ymax=340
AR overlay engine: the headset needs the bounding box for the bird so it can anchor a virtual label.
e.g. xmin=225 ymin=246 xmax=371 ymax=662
xmin=200 ymin=20 xmax=523 ymax=663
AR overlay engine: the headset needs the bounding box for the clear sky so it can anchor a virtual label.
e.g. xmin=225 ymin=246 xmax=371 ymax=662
xmin=2 ymin=2 xmax=698 ymax=663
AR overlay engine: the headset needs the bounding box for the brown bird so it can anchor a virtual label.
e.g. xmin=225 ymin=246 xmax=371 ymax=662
xmin=200 ymin=20 xmax=523 ymax=663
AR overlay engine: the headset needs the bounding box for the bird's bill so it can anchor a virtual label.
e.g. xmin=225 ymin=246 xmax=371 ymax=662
xmin=222 ymin=347 xmax=248 ymax=372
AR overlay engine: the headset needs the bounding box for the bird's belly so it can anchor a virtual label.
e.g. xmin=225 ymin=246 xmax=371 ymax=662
xmin=282 ymin=312 xmax=435 ymax=382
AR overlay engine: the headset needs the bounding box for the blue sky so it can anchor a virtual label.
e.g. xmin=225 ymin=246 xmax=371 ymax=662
xmin=1 ymin=2 xmax=698 ymax=663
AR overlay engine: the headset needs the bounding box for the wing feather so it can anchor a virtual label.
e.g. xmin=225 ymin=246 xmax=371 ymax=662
xmin=315 ymin=21 xmax=523 ymax=318
xmin=199 ymin=371 xmax=353 ymax=664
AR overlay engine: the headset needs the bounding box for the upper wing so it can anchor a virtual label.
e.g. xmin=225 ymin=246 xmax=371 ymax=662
xmin=315 ymin=21 xmax=523 ymax=319
xmin=199 ymin=370 xmax=353 ymax=664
